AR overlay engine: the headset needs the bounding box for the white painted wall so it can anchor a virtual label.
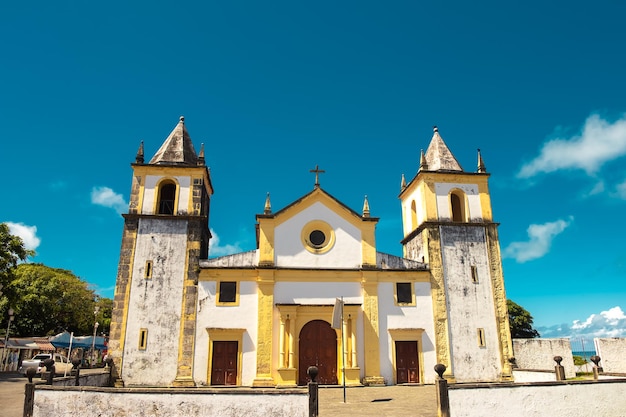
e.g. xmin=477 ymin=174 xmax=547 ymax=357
xmin=274 ymin=202 xmax=362 ymax=268
xmin=274 ymin=281 xmax=362 ymax=305
xmin=511 ymin=370 xmax=557 ymax=382
xmin=195 ymin=281 xmax=259 ymax=386
xmin=440 ymin=226 xmax=501 ymax=382
xmin=595 ymin=338 xmax=626 ymax=373
xmin=513 ymin=338 xmax=576 ymax=379
xmin=34 ymin=389 xmax=307 ymax=417
xmin=142 ymin=175 xmax=191 ymax=215
xmin=122 ymin=218 xmax=188 ymax=386
xmin=378 ymin=282 xmax=437 ymax=384
xmin=434 ymin=183 xmax=482 ymax=221
xmin=447 ymin=380 xmax=626 ymax=417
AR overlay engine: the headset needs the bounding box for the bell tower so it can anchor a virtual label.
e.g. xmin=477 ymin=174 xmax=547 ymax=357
xmin=399 ymin=126 xmax=512 ymax=382
xmin=109 ymin=116 xmax=213 ymax=387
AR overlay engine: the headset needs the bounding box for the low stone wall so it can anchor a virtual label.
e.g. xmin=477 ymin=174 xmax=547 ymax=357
xmin=446 ymin=379 xmax=626 ymax=417
xmin=49 ymin=371 xmax=110 ymax=387
xmin=595 ymin=338 xmax=626 ymax=373
xmin=511 ymin=369 xmax=556 ymax=383
xmin=513 ymin=338 xmax=575 ymax=378
xmin=33 ymin=386 xmax=308 ymax=417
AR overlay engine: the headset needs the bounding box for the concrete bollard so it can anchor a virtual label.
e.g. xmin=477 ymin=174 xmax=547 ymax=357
xmin=307 ymin=366 xmax=319 ymax=417
xmin=434 ymin=364 xmax=450 ymax=417
xmin=590 ymin=356 xmax=602 ymax=380
xmin=24 ymin=368 xmax=36 ymax=417
xmin=72 ymin=358 xmax=82 ymax=386
xmin=41 ymin=358 xmax=55 ymax=385
xmin=554 ymin=356 xmax=565 ymax=381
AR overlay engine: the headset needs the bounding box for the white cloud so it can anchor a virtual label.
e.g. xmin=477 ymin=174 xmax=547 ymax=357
xmin=209 ymin=228 xmax=242 ymax=257
xmin=5 ymin=222 xmax=41 ymax=251
xmin=518 ymin=113 xmax=626 ymax=178
xmin=91 ymin=186 xmax=128 ymax=214
xmin=539 ymin=306 xmax=626 ymax=339
xmin=614 ymin=179 xmax=626 ymax=199
xmin=503 ymin=217 xmax=572 ymax=262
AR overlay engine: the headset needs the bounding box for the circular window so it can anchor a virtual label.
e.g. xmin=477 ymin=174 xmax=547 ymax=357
xmin=301 ymin=220 xmax=335 ymax=254
xmin=309 ymin=230 xmax=326 ymax=247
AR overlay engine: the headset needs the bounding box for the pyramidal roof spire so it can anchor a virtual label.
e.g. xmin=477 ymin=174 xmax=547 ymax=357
xmin=424 ymin=126 xmax=463 ymax=172
xmin=149 ymin=116 xmax=199 ymax=165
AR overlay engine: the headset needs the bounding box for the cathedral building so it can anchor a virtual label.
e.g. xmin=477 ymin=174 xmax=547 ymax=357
xmin=108 ymin=117 xmax=513 ymax=387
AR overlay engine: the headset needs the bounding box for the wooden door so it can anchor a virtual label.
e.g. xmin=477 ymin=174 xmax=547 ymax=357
xmin=211 ymin=341 xmax=238 ymax=385
xmin=298 ymin=320 xmax=338 ymax=385
xmin=396 ymin=341 xmax=419 ymax=384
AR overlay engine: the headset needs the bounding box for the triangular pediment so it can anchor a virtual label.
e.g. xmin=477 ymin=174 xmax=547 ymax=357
xmin=256 ymin=187 xmax=378 ymax=268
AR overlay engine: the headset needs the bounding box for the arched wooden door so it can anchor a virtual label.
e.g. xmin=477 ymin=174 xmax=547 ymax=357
xmin=298 ymin=320 xmax=338 ymax=385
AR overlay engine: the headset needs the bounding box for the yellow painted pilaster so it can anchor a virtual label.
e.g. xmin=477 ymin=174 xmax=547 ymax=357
xmin=257 ymin=219 xmax=276 ymax=266
xmin=361 ymin=222 xmax=377 ymax=267
xmin=425 ymin=227 xmax=455 ymax=381
xmin=253 ymin=270 xmax=275 ymax=387
xmin=361 ymin=271 xmax=384 ymax=385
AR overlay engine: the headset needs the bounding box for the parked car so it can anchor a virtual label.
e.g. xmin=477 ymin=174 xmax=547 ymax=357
xmin=18 ymin=353 xmax=73 ymax=376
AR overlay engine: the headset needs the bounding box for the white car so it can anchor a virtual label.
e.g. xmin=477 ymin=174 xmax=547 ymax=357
xmin=18 ymin=353 xmax=74 ymax=376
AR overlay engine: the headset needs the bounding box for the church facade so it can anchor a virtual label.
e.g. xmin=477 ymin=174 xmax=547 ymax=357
xmin=108 ymin=117 xmax=513 ymax=387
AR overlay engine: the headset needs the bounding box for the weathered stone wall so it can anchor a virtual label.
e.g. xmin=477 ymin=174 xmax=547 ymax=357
xmin=446 ymin=379 xmax=626 ymax=417
xmin=595 ymin=338 xmax=626 ymax=373
xmin=440 ymin=225 xmax=502 ymax=382
xmin=50 ymin=371 xmax=111 ymax=387
xmin=33 ymin=387 xmax=307 ymax=417
xmin=513 ymin=338 xmax=575 ymax=379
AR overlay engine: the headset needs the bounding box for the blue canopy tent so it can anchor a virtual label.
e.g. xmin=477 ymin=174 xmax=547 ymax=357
xmin=50 ymin=332 xmax=107 ymax=350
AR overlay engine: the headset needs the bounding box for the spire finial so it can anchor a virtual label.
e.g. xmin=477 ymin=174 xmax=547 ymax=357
xmin=477 ymin=148 xmax=486 ymax=173
xmin=400 ymin=173 xmax=407 ymax=190
xmin=179 ymin=115 xmax=185 ymax=122
xmin=309 ymin=165 xmax=325 ymax=188
xmin=433 ymin=125 xmax=438 ymax=133
xmin=197 ymin=143 xmax=205 ymax=166
xmin=135 ymin=140 xmax=144 ymax=164
xmin=264 ymin=192 xmax=272 ymax=214
xmin=419 ymin=149 xmax=428 ymax=171
xmin=362 ymin=195 xmax=370 ymax=218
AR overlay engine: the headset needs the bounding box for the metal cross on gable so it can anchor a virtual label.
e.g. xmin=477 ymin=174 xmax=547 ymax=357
xmin=309 ymin=165 xmax=325 ymax=188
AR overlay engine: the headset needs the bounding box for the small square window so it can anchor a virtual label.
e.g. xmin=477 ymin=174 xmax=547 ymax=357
xmin=396 ymin=282 xmax=413 ymax=304
xmin=477 ymin=328 xmax=485 ymax=347
xmin=218 ymin=282 xmax=237 ymax=303
xmin=139 ymin=328 xmax=148 ymax=350
xmin=471 ymin=265 xmax=478 ymax=283
xmin=144 ymin=260 xmax=153 ymax=279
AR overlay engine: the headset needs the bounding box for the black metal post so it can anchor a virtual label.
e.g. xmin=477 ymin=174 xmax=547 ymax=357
xmin=307 ymin=366 xmax=319 ymax=417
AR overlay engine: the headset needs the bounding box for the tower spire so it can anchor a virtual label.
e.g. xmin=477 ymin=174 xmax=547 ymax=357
xmin=264 ymin=192 xmax=272 ymax=214
xmin=419 ymin=149 xmax=428 ymax=171
xmin=477 ymin=148 xmax=486 ymax=173
xmin=362 ymin=195 xmax=370 ymax=218
xmin=135 ymin=141 xmax=144 ymax=164
xmin=400 ymin=173 xmax=407 ymax=191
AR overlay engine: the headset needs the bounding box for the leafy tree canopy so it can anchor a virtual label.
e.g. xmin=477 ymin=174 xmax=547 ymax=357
xmin=507 ymin=299 xmax=540 ymax=338
xmin=2 ymin=263 xmax=115 ymax=337
xmin=0 ymin=222 xmax=34 ymax=289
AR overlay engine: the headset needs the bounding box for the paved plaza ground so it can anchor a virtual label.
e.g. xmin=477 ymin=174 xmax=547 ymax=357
xmin=1 ymin=371 xmax=437 ymax=417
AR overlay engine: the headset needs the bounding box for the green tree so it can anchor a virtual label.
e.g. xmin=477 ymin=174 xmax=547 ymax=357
xmin=7 ymin=263 xmax=101 ymax=336
xmin=507 ymin=299 xmax=540 ymax=338
xmin=1 ymin=223 xmax=34 ymax=332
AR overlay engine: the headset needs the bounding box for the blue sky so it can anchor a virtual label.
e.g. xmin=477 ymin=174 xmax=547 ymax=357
xmin=2 ymin=1 xmax=625 ymax=340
